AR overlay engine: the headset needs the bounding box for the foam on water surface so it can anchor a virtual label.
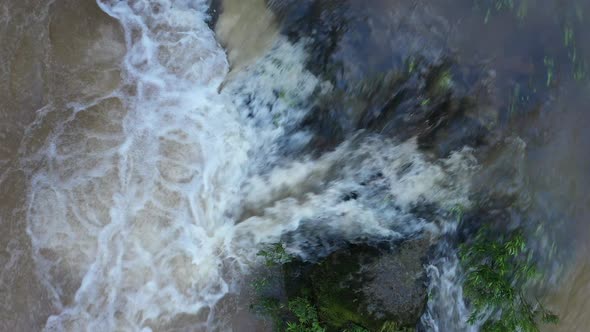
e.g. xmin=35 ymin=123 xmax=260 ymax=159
xmin=22 ymin=1 xmax=477 ymax=330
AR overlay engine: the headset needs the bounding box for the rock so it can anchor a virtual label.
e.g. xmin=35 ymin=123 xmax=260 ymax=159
xmin=206 ymin=0 xmax=222 ymax=29
xmin=472 ymin=137 xmax=528 ymax=209
xmin=285 ymin=237 xmax=431 ymax=331
xmin=268 ymin=0 xmax=504 ymax=158
xmin=271 ymin=0 xmax=450 ymax=87
xmin=300 ymin=61 xmax=500 ymax=158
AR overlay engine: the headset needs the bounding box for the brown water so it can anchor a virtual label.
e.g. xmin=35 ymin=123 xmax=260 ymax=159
xmin=533 ymin=91 xmax=590 ymax=332
xmin=1 ymin=1 xmax=124 ymax=330
xmin=1 ymin=0 xmax=590 ymax=331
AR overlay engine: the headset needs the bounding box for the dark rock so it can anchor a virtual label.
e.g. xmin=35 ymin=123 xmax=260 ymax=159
xmin=268 ymin=1 xmax=504 ymax=158
xmin=472 ymin=137 xmax=528 ymax=209
xmin=301 ymin=60 xmax=499 ymax=158
xmin=285 ymin=237 xmax=431 ymax=331
xmin=272 ymin=0 xmax=450 ymax=88
xmin=206 ymin=0 xmax=222 ymax=29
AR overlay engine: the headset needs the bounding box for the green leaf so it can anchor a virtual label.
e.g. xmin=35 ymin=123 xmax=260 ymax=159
xmin=460 ymin=227 xmax=558 ymax=331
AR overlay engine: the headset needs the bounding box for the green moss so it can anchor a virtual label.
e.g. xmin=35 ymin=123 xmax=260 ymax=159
xmin=254 ymin=244 xmax=421 ymax=332
xmin=310 ymin=256 xmax=370 ymax=329
xmin=315 ymin=292 xmax=365 ymax=329
xmin=342 ymin=326 xmax=369 ymax=332
xmin=436 ymin=71 xmax=453 ymax=92
xmin=376 ymin=321 xmax=414 ymax=332
xmin=425 ymin=66 xmax=453 ymax=98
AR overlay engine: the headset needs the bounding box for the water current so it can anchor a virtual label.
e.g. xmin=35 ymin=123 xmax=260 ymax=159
xmin=1 ymin=0 xmax=589 ymax=331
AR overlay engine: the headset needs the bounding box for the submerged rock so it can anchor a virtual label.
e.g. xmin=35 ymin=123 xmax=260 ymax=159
xmin=300 ymin=61 xmax=500 ymax=159
xmin=271 ymin=0 xmax=450 ymax=86
xmin=267 ymin=0 xmax=506 ymax=159
xmin=285 ymin=237 xmax=431 ymax=330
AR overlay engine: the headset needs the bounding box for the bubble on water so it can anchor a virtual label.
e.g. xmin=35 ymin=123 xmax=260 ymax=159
xmin=24 ymin=1 xmax=479 ymax=330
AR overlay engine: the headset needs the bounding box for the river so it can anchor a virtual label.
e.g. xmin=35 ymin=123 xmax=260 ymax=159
xmin=0 ymin=0 xmax=589 ymax=331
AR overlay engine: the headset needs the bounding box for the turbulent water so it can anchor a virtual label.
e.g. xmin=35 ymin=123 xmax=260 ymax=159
xmin=0 ymin=0 xmax=472 ymax=330
xmin=1 ymin=0 xmax=589 ymax=331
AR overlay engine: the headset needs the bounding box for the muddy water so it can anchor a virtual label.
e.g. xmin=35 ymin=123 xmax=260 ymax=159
xmin=421 ymin=2 xmax=590 ymax=330
xmin=215 ymin=0 xmax=278 ymax=72
xmin=533 ymin=92 xmax=590 ymax=332
xmin=1 ymin=1 xmax=124 ymax=330
xmin=1 ymin=0 xmax=590 ymax=331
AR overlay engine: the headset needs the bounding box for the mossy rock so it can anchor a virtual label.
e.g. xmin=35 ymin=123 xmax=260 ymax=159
xmin=285 ymin=238 xmax=431 ymax=331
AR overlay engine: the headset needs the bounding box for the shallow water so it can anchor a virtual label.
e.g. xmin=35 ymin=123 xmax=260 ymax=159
xmin=1 ymin=0 xmax=590 ymax=331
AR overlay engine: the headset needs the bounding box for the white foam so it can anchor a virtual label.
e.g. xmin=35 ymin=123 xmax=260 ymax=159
xmin=233 ymin=138 xmax=476 ymax=259
xmin=421 ymin=250 xmax=480 ymax=332
xmin=27 ymin=0 xmax=248 ymax=330
xmin=23 ymin=1 xmax=479 ymax=330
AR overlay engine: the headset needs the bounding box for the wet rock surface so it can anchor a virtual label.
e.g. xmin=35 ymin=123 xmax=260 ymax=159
xmin=271 ymin=0 xmax=449 ymax=85
xmin=300 ymin=62 xmax=501 ymax=158
xmin=266 ymin=0 xmax=505 ymax=159
xmin=285 ymin=237 xmax=431 ymax=330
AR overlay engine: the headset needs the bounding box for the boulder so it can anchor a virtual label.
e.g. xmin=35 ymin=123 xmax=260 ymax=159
xmin=285 ymin=237 xmax=431 ymax=331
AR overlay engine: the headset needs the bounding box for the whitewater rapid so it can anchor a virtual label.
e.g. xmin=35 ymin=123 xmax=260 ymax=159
xmin=21 ymin=1 xmax=477 ymax=330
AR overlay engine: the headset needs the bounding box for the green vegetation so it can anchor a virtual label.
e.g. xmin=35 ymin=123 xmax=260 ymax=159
xmin=258 ymin=243 xmax=293 ymax=267
xmin=251 ymin=243 xmax=332 ymax=332
xmin=459 ymin=227 xmax=558 ymax=332
xmin=252 ymin=244 xmax=416 ymax=332
xmin=425 ymin=66 xmax=454 ymax=97
xmin=286 ymin=297 xmax=326 ymax=332
xmin=251 ymin=297 xmax=283 ymax=330
xmin=252 ymin=244 xmax=323 ymax=332
xmin=310 ymin=260 xmax=367 ymax=329
xmin=377 ymin=322 xmax=414 ymax=332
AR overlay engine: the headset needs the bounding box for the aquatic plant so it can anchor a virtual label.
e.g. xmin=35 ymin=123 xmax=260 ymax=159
xmin=459 ymin=227 xmax=558 ymax=332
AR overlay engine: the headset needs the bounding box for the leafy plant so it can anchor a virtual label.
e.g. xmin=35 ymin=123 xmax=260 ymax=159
xmin=253 ymin=244 xmax=412 ymax=332
xmin=286 ymin=297 xmax=327 ymax=332
xmin=253 ymin=245 xmax=327 ymax=332
xmin=258 ymin=243 xmax=293 ymax=267
xmin=459 ymin=227 xmax=558 ymax=331
xmin=251 ymin=297 xmax=284 ymax=330
xmin=251 ymin=244 xmax=294 ymax=330
xmin=251 ymin=244 xmax=292 ymax=304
